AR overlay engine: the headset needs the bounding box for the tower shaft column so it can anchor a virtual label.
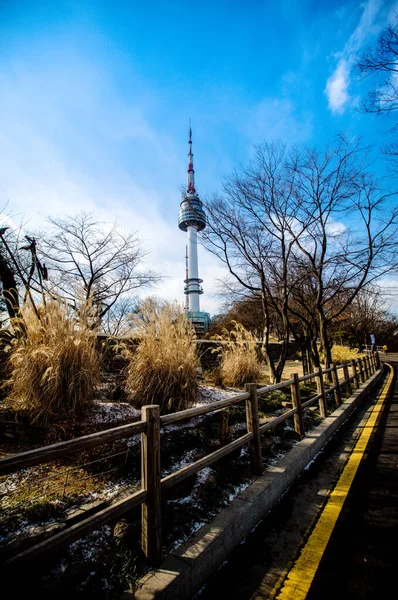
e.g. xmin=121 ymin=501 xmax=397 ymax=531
xmin=187 ymin=226 xmax=200 ymax=312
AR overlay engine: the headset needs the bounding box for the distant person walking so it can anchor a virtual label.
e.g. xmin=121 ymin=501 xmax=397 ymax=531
xmin=383 ymin=345 xmax=388 ymax=354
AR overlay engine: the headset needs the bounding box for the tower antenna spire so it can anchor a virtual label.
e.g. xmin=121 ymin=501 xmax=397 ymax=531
xmin=187 ymin=119 xmax=196 ymax=195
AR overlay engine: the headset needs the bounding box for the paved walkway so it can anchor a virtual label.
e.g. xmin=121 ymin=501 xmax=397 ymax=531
xmin=197 ymin=355 xmax=397 ymax=600
xmin=304 ymin=355 xmax=398 ymax=599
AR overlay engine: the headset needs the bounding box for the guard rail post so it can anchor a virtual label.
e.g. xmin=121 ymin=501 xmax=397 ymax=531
xmin=365 ymin=355 xmax=370 ymax=379
xmin=343 ymin=362 xmax=352 ymax=395
xmin=245 ymin=383 xmax=262 ymax=475
xmin=359 ymin=358 xmax=366 ymax=384
xmin=316 ymin=366 xmax=327 ymax=418
xmin=141 ymin=405 xmax=162 ymax=565
xmin=331 ymin=363 xmax=342 ymax=406
xmin=351 ymin=359 xmax=359 ymax=389
xmin=290 ymin=373 xmax=305 ymax=438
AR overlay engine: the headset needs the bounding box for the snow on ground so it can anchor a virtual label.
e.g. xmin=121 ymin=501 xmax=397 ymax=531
xmin=0 ymin=384 xmax=248 ymax=550
xmin=196 ymin=385 xmax=241 ymax=405
xmin=82 ymin=384 xmax=241 ymax=428
xmin=82 ymin=402 xmax=140 ymax=425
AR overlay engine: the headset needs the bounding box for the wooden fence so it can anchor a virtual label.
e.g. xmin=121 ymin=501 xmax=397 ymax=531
xmin=0 ymin=352 xmax=380 ymax=568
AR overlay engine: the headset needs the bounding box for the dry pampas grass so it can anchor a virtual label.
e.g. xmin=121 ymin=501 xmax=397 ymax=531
xmin=4 ymin=300 xmax=100 ymax=425
xmin=124 ymin=299 xmax=199 ymax=414
xmin=213 ymin=322 xmax=261 ymax=387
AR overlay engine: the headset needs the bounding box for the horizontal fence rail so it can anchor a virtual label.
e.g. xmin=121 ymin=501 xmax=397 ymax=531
xmin=0 ymin=352 xmax=381 ymax=567
xmin=0 ymin=420 xmax=147 ymax=476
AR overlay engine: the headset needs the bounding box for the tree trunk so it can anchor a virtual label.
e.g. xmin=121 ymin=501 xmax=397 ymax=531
xmin=262 ymin=329 xmax=278 ymax=383
xmin=310 ymin=338 xmax=320 ymax=368
xmin=275 ymin=335 xmax=289 ymax=382
xmin=260 ymin=291 xmax=280 ymax=384
xmin=0 ymin=255 xmax=21 ymax=321
xmin=319 ymin=316 xmax=332 ymax=381
xmin=274 ymin=305 xmax=290 ymax=382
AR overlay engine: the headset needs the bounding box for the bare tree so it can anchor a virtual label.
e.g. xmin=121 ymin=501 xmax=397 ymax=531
xmin=0 ymin=221 xmax=42 ymax=325
xmin=330 ymin=286 xmax=398 ymax=349
xmin=38 ymin=212 xmax=160 ymax=321
xmin=100 ymin=296 xmax=139 ymax=337
xmin=205 ymin=137 xmax=398 ymax=379
xmin=286 ymin=136 xmax=398 ymax=369
xmin=204 ymin=142 xmax=309 ymax=383
xmin=357 ymin=18 xmax=398 ymax=159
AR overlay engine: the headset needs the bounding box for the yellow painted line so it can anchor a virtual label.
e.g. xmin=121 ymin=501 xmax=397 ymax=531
xmin=275 ymin=364 xmax=394 ymax=600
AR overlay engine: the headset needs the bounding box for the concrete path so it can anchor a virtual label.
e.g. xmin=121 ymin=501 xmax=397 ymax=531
xmin=196 ymin=356 xmax=396 ymax=600
xmin=304 ymin=354 xmax=398 ymax=599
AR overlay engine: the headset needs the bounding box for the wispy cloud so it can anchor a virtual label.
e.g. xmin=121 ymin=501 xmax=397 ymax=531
xmin=325 ymin=0 xmax=385 ymax=114
xmin=325 ymin=60 xmax=351 ymax=115
xmin=245 ymin=97 xmax=313 ymax=146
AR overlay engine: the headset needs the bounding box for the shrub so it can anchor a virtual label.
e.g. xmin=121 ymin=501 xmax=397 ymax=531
xmin=213 ymin=322 xmax=261 ymax=387
xmin=4 ymin=300 xmax=100 ymax=425
xmin=320 ymin=344 xmax=364 ymax=365
xmin=124 ymin=300 xmax=199 ymax=413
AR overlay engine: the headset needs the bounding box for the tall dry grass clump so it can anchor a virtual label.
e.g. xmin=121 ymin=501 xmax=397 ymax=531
xmin=5 ymin=300 xmax=100 ymax=425
xmin=124 ymin=300 xmax=199 ymax=413
xmin=213 ymin=322 xmax=261 ymax=387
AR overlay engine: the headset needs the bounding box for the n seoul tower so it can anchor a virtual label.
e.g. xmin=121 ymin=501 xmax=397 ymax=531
xmin=178 ymin=125 xmax=209 ymax=332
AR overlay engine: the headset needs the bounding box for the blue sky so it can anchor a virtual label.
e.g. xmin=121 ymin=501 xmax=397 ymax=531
xmin=1 ymin=0 xmax=397 ymax=313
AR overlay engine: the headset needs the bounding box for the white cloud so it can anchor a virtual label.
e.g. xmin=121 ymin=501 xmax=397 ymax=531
xmin=325 ymin=60 xmax=351 ymax=114
xmin=325 ymin=0 xmax=384 ymax=114
xmin=377 ymin=276 xmax=398 ymax=313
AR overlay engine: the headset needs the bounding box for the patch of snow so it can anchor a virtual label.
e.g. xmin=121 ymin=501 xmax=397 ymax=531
xmin=227 ymin=480 xmax=250 ymax=502
xmin=68 ymin=525 xmax=112 ymax=561
xmin=167 ymin=469 xmax=215 ymax=507
xmin=196 ymin=385 xmax=241 ymax=406
xmin=162 ymin=449 xmax=200 ymax=478
xmin=82 ymin=401 xmax=140 ymax=425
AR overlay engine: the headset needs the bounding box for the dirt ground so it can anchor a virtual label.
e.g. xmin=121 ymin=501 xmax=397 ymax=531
xmin=261 ymin=359 xmax=349 ymax=384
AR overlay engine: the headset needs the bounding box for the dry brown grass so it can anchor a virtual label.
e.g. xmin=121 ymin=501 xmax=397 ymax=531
xmin=124 ymin=299 xmax=199 ymax=413
xmin=4 ymin=300 xmax=100 ymax=425
xmin=213 ymin=322 xmax=261 ymax=387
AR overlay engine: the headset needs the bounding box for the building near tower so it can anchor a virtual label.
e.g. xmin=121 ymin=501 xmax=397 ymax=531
xmin=178 ymin=125 xmax=211 ymax=336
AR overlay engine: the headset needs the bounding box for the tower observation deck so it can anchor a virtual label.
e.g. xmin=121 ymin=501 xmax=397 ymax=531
xmin=178 ymin=125 xmax=210 ymax=334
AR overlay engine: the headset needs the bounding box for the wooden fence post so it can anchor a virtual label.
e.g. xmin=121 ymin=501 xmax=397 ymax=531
xmin=369 ymin=353 xmax=375 ymax=374
xmin=351 ymin=359 xmax=359 ymax=389
xmin=375 ymin=351 xmax=380 ymax=368
xmin=245 ymin=383 xmax=262 ymax=475
xmin=290 ymin=373 xmax=305 ymax=437
xmin=316 ymin=367 xmax=327 ymax=418
xmin=368 ymin=353 xmax=373 ymax=374
xmin=364 ymin=356 xmax=370 ymax=380
xmin=362 ymin=356 xmax=367 ymax=379
xmin=359 ymin=358 xmax=365 ymax=383
xmin=330 ymin=364 xmax=342 ymax=406
xmin=141 ymin=405 xmax=162 ymax=565
xmin=343 ymin=363 xmax=352 ymax=395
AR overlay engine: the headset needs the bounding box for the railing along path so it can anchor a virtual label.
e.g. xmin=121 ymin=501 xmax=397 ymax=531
xmin=0 ymin=352 xmax=380 ymax=567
